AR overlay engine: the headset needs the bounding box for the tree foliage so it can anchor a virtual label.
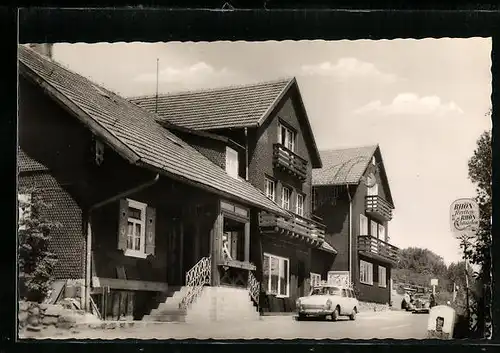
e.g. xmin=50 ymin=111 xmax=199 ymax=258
xmin=466 ymin=128 xmax=492 ymax=338
xmin=18 ymin=189 xmax=59 ymax=303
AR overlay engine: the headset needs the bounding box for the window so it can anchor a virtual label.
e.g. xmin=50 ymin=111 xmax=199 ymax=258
xmin=296 ymin=194 xmax=304 ymax=216
xmin=263 ymin=253 xmax=290 ymax=297
xmin=226 ymin=147 xmax=239 ymax=179
xmin=281 ymin=186 xmax=291 ymax=210
xmin=278 ymin=122 xmax=296 ymax=152
xmin=265 ymin=178 xmax=276 ymax=201
xmin=372 ymin=156 xmax=376 ymax=166
xmin=310 ymin=272 xmax=321 ymax=288
xmin=359 ymin=214 xmax=368 ymax=235
xmin=378 ymin=224 xmax=385 ymax=241
xmin=125 ymin=199 xmax=147 ymax=258
xmin=367 ymin=182 xmax=379 ymax=196
xmin=360 ymin=260 xmax=373 ymax=285
xmin=18 ymin=193 xmax=32 ymax=231
xmin=378 ymin=266 xmax=387 ymax=288
xmin=371 ymin=220 xmax=379 ymax=238
xmin=312 ymin=187 xmax=318 ymax=211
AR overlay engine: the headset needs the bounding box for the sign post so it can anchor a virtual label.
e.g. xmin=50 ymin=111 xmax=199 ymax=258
xmin=430 ymin=278 xmax=438 ymax=295
xmin=450 ymin=198 xmax=480 ymax=335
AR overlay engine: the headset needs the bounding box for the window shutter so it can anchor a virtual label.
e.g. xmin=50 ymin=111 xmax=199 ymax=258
xmin=118 ymin=199 xmax=128 ymax=251
xmin=145 ymin=206 xmax=156 ymax=256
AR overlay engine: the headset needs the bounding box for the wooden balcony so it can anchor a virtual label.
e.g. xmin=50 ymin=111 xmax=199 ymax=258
xmin=259 ymin=212 xmax=325 ymax=246
xmin=358 ymin=235 xmax=399 ymax=265
xmin=365 ymin=195 xmax=393 ymax=221
xmin=273 ymin=144 xmax=308 ymax=181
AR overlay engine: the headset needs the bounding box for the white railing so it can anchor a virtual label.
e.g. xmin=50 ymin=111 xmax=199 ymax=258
xmin=247 ymin=270 xmax=260 ymax=306
xmin=179 ymin=256 xmax=211 ymax=310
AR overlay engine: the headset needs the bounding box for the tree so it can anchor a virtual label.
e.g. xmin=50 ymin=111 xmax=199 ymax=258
xmin=18 ymin=188 xmax=59 ymax=303
xmin=466 ymin=128 xmax=492 ymax=338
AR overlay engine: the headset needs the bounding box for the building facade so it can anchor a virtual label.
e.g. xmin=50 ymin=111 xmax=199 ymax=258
xmin=312 ymin=145 xmax=399 ymax=304
xmin=17 ymin=45 xmax=293 ymax=321
xmin=131 ymin=78 xmax=337 ymax=312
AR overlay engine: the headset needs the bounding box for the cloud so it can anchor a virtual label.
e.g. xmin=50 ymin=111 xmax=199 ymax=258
xmin=353 ymin=93 xmax=465 ymax=116
xmin=300 ymin=57 xmax=398 ymax=83
xmin=134 ymin=62 xmax=230 ymax=83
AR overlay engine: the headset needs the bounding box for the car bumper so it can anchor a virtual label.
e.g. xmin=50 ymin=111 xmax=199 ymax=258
xmin=297 ymin=308 xmax=331 ymax=316
xmin=412 ymin=308 xmax=430 ymax=313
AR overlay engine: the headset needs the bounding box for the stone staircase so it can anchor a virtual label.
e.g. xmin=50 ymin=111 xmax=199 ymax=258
xmin=142 ymin=286 xmax=260 ymax=323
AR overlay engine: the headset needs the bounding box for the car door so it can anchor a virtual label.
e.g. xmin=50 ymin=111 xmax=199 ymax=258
xmin=349 ymin=289 xmax=358 ymax=310
xmin=340 ymin=289 xmax=350 ymax=315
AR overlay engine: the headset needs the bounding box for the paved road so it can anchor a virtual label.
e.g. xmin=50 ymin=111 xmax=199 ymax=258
xmin=25 ymin=310 xmax=430 ymax=340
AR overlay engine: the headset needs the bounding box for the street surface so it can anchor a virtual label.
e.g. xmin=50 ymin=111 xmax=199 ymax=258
xmin=23 ymin=310 xmax=431 ymax=340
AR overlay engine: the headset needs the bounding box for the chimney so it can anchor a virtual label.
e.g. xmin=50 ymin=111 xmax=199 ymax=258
xmin=28 ymin=43 xmax=53 ymax=59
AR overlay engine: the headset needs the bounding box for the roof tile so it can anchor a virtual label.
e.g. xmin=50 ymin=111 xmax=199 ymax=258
xmin=312 ymin=145 xmax=378 ymax=185
xmin=129 ymin=79 xmax=292 ymax=130
xmin=18 ymin=148 xmax=49 ymax=173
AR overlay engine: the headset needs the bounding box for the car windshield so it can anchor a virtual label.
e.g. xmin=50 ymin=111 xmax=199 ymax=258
xmin=310 ymin=286 xmax=341 ymax=296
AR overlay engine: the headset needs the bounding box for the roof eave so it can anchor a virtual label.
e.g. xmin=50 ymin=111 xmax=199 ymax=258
xmin=136 ymin=161 xmax=289 ymax=218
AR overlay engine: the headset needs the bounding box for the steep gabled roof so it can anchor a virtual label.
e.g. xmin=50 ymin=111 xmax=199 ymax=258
xmin=18 ymin=45 xmax=288 ymax=217
xmin=312 ymin=144 xmax=394 ymax=207
xmin=130 ymin=78 xmax=322 ymax=168
xmin=18 ymin=148 xmax=48 ymax=173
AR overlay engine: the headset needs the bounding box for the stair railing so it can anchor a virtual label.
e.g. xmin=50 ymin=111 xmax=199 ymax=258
xmin=247 ymin=270 xmax=260 ymax=308
xmin=179 ymin=256 xmax=211 ymax=310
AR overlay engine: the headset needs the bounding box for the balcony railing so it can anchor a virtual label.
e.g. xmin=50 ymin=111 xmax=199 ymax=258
xmin=358 ymin=235 xmax=399 ymax=264
xmin=273 ymin=144 xmax=308 ymax=181
xmin=259 ymin=211 xmax=325 ymax=245
xmin=365 ymin=195 xmax=393 ymax=221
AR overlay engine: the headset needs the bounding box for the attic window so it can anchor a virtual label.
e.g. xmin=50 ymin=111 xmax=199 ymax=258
xmin=371 ymin=157 xmax=376 ymax=165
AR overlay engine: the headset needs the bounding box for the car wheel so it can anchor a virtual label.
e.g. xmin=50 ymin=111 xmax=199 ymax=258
xmin=349 ymin=307 xmax=357 ymax=321
xmin=331 ymin=307 xmax=340 ymax=321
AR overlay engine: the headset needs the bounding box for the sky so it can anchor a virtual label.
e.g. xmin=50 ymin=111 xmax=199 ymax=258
xmin=50 ymin=39 xmax=492 ymax=265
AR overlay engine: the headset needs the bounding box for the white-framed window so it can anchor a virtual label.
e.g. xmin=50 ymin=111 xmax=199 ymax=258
xmin=371 ymin=220 xmax=379 ymax=238
xmin=263 ymin=253 xmax=290 ymax=297
xmin=296 ymin=194 xmax=304 ymax=216
xmin=367 ymin=182 xmax=379 ymax=196
xmin=265 ymin=178 xmax=276 ymax=201
xmin=378 ymin=223 xmax=385 ymax=241
xmin=226 ymin=146 xmax=239 ymax=179
xmin=360 ymin=260 xmax=373 ymax=285
xmin=359 ymin=214 xmax=368 ymax=236
xmin=18 ymin=193 xmax=32 ymax=231
xmin=378 ymin=265 xmax=387 ymax=288
xmin=277 ymin=122 xmax=296 ymax=152
xmin=281 ymin=186 xmax=291 ymax=210
xmin=310 ymin=272 xmax=322 ymax=289
xmin=125 ymin=199 xmax=147 ymax=258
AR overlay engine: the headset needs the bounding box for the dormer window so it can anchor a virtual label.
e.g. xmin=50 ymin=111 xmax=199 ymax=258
xmin=278 ymin=122 xmax=296 ymax=152
xmin=226 ymin=146 xmax=239 ymax=179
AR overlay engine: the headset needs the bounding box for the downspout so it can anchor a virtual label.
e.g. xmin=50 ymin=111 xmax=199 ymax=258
xmin=244 ymin=127 xmax=249 ymax=180
xmin=347 ymin=185 xmax=353 ymax=286
xmin=84 ymin=173 xmax=160 ymax=312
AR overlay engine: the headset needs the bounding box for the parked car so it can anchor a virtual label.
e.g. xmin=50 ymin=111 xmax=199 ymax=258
xmin=412 ymin=293 xmax=431 ymax=314
xmin=295 ymin=284 xmax=359 ymax=321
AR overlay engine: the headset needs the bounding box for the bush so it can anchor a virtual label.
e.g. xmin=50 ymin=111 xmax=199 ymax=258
xmin=18 ymin=189 xmax=60 ymax=303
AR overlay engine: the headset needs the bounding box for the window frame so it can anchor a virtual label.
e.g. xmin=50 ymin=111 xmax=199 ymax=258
xmin=378 ymin=223 xmax=386 ymax=242
xmin=296 ymin=193 xmax=304 ymax=216
xmin=263 ymin=252 xmax=290 ymax=298
xmin=359 ymin=214 xmax=368 ymax=236
xmin=277 ymin=121 xmax=296 ymax=152
xmin=124 ymin=198 xmax=147 ymax=259
xmin=360 ymin=259 xmax=374 ymax=285
xmin=378 ymin=265 xmax=387 ymax=288
xmin=265 ymin=177 xmax=276 ymax=202
xmin=367 ymin=181 xmax=379 ymax=196
xmin=225 ymin=146 xmax=239 ymax=179
xmin=281 ymin=185 xmax=291 ymax=210
xmin=310 ymin=272 xmax=322 ymax=289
